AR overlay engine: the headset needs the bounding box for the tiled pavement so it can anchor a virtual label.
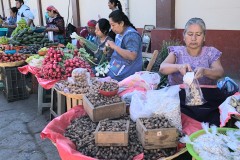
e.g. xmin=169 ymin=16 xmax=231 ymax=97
xmin=0 ymin=92 xmax=60 ymax=160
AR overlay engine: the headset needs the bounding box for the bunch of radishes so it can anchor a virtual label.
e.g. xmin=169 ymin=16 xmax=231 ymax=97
xmin=0 ymin=53 xmax=27 ymax=63
xmin=64 ymin=57 xmax=94 ymax=77
xmin=36 ymin=48 xmax=66 ymax=80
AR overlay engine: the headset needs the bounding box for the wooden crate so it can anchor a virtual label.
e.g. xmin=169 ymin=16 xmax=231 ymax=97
xmin=83 ymin=95 xmax=126 ymax=122
xmin=55 ymin=88 xmax=83 ymax=111
xmin=136 ymin=118 xmax=178 ymax=150
xmin=94 ymin=120 xmax=130 ymax=146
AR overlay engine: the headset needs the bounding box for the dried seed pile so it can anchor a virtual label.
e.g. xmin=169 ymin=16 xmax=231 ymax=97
xmin=64 ymin=116 xmax=176 ymax=160
xmin=100 ymin=81 xmax=119 ymax=92
xmin=140 ymin=116 xmax=173 ymax=129
xmin=99 ymin=120 xmax=127 ymax=132
xmin=86 ymin=89 xmax=122 ymax=108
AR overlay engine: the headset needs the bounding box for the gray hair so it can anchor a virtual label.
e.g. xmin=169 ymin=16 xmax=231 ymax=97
xmin=183 ymin=18 xmax=206 ymax=36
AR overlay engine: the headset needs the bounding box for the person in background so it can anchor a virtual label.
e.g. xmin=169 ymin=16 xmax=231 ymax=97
xmin=15 ymin=0 xmax=34 ymax=27
xmin=2 ymin=7 xmax=18 ymax=37
xmin=106 ymin=10 xmax=142 ymax=81
xmin=77 ymin=20 xmax=97 ymax=49
xmin=108 ymin=0 xmax=122 ymax=12
xmin=91 ymin=18 xmax=114 ymax=63
xmin=45 ymin=5 xmax=65 ymax=44
xmin=159 ymin=17 xmax=226 ymax=126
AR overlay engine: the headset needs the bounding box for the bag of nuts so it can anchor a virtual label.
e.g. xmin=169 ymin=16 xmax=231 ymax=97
xmin=184 ymin=79 xmax=206 ymax=106
xmin=71 ymin=68 xmax=91 ymax=86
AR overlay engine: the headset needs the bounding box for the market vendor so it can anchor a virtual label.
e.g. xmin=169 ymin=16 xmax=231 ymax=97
xmin=84 ymin=18 xmax=114 ymax=64
xmin=45 ymin=5 xmax=65 ymax=44
xmin=106 ymin=10 xmax=142 ymax=82
xmin=15 ymin=0 xmax=34 ymax=27
xmin=2 ymin=7 xmax=18 ymax=37
xmin=159 ymin=17 xmax=228 ymax=126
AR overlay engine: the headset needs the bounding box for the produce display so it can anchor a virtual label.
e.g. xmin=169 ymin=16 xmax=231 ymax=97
xmin=11 ymin=18 xmax=30 ymax=37
xmin=25 ymin=55 xmax=44 ymax=68
xmin=98 ymin=119 xmax=127 ymax=132
xmin=0 ymin=52 xmax=27 ymax=63
xmin=18 ymin=45 xmax=41 ymax=54
xmin=9 ymin=28 xmax=57 ymax=47
xmin=0 ymin=36 xmax=9 ymax=44
xmin=64 ymin=115 xmax=176 ymax=160
xmin=140 ymin=116 xmax=174 ymax=129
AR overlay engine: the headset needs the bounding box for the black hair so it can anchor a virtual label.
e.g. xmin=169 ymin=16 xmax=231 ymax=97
xmin=109 ymin=0 xmax=122 ymax=12
xmin=10 ymin=7 xmax=18 ymax=14
xmin=97 ymin=18 xmax=110 ymax=35
xmin=109 ymin=10 xmax=136 ymax=31
xmin=15 ymin=0 xmax=24 ymax=4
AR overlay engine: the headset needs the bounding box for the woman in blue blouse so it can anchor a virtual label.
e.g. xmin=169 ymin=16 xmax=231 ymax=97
xmin=106 ymin=10 xmax=142 ymax=81
xmin=2 ymin=7 xmax=18 ymax=37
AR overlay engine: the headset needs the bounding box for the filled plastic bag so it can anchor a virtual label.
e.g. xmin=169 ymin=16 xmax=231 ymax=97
xmin=130 ymin=85 xmax=182 ymax=130
xmin=184 ymin=79 xmax=206 ymax=106
xmin=71 ymin=68 xmax=91 ymax=86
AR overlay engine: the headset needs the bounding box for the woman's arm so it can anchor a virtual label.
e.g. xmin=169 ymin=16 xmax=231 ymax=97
xmin=159 ymin=52 xmax=192 ymax=75
xmin=194 ymin=58 xmax=224 ymax=80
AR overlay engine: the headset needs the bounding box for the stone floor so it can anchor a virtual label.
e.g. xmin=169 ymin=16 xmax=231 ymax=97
xmin=0 ymin=92 xmax=60 ymax=160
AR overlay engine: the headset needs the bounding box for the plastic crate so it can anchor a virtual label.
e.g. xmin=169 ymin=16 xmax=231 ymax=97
xmin=0 ymin=28 xmax=8 ymax=36
xmin=1 ymin=66 xmax=29 ymax=102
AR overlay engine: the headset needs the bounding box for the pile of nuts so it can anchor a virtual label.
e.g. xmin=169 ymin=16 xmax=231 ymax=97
xmin=140 ymin=116 xmax=174 ymax=129
xmin=64 ymin=115 xmax=177 ymax=160
xmin=98 ymin=120 xmax=127 ymax=132
xmin=86 ymin=89 xmax=122 ymax=108
xmin=100 ymin=81 xmax=119 ymax=92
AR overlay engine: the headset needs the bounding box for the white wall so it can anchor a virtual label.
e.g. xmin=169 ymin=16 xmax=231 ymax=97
xmin=175 ymin=0 xmax=240 ymax=30
xmin=79 ymin=0 xmax=156 ymax=28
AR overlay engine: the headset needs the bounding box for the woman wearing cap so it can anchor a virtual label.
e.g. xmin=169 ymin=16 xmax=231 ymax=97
xmin=106 ymin=10 xmax=142 ymax=81
xmin=45 ymin=5 xmax=65 ymax=44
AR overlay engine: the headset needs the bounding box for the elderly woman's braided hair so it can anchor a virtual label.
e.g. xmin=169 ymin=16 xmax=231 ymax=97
xmin=183 ymin=17 xmax=206 ymax=36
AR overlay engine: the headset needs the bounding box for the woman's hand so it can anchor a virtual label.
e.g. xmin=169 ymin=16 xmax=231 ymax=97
xmin=178 ymin=64 xmax=192 ymax=75
xmin=106 ymin=40 xmax=116 ymax=50
xmin=194 ymin=67 xmax=205 ymax=79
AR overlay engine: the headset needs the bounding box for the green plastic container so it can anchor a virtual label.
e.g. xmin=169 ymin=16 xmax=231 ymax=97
xmin=186 ymin=128 xmax=238 ymax=160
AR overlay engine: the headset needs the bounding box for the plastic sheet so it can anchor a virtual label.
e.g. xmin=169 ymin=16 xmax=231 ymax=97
xmin=41 ymin=107 xmax=201 ymax=160
xmin=18 ymin=65 xmax=40 ymax=75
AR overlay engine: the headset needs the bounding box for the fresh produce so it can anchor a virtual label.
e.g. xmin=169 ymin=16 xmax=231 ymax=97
xmin=79 ymin=48 xmax=97 ymax=66
xmin=0 ymin=53 xmax=27 ymax=63
xmin=11 ymin=18 xmax=30 ymax=37
xmin=64 ymin=57 xmax=93 ymax=78
xmin=18 ymin=45 xmax=41 ymax=54
xmin=65 ymin=115 xmax=177 ymax=160
xmin=66 ymin=42 xmax=76 ymax=50
xmin=0 ymin=36 xmax=9 ymax=44
xmin=26 ymin=55 xmax=44 ymax=68
xmin=38 ymin=47 xmax=48 ymax=56
xmin=95 ymin=62 xmax=110 ymax=77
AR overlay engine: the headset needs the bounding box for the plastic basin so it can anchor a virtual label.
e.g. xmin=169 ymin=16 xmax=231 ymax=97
xmin=5 ymin=50 xmax=16 ymax=54
xmin=0 ymin=28 xmax=8 ymax=36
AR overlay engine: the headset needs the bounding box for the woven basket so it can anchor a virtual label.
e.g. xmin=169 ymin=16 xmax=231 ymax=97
xmin=186 ymin=128 xmax=238 ymax=160
xmin=0 ymin=61 xmax=25 ymax=67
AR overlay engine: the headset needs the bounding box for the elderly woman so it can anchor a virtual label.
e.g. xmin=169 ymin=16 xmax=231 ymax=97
xmin=106 ymin=10 xmax=142 ymax=81
xmin=45 ymin=5 xmax=65 ymax=44
xmin=160 ymin=18 xmax=226 ymax=126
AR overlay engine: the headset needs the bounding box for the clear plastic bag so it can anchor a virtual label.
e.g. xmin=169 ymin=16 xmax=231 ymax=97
xmin=185 ymin=79 xmax=206 ymax=106
xmin=71 ymin=68 xmax=91 ymax=86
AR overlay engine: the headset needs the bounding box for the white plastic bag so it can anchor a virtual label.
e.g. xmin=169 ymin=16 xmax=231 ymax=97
xmin=71 ymin=68 xmax=91 ymax=85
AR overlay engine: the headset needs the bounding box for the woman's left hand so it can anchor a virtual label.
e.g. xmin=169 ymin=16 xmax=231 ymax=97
xmin=194 ymin=67 xmax=205 ymax=79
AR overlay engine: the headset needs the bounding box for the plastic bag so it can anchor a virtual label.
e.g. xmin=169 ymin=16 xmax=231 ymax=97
xmin=185 ymin=79 xmax=206 ymax=106
xmin=217 ymin=77 xmax=239 ymax=97
xmin=130 ymin=85 xmax=182 ymax=130
xmin=71 ymin=68 xmax=91 ymax=86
